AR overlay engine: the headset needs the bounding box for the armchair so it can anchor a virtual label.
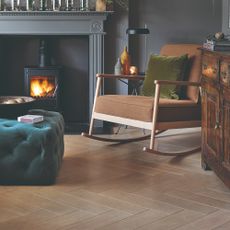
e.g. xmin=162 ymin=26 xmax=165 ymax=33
xmin=82 ymin=44 xmax=202 ymax=156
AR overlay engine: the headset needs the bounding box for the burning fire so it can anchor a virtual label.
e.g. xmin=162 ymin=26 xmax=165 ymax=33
xmin=30 ymin=77 xmax=55 ymax=97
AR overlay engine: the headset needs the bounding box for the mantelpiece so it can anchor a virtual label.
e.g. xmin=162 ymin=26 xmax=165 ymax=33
xmin=0 ymin=11 xmax=111 ymax=121
xmin=0 ymin=11 xmax=110 ymax=35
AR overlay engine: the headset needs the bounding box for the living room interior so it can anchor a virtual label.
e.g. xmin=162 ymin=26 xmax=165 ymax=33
xmin=1 ymin=0 xmax=230 ymax=229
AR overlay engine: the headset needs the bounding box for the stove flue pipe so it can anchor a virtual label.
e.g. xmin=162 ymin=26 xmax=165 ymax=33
xmin=39 ymin=39 xmax=50 ymax=67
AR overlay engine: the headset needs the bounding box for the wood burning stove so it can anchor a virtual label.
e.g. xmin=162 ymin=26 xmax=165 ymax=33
xmin=24 ymin=39 xmax=62 ymax=111
xmin=24 ymin=66 xmax=61 ymax=111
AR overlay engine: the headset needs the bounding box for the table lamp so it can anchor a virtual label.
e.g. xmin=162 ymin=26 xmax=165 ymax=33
xmin=126 ymin=26 xmax=150 ymax=75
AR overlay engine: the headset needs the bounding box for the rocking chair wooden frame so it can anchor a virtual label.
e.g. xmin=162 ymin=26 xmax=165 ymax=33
xmin=82 ymin=44 xmax=202 ymax=156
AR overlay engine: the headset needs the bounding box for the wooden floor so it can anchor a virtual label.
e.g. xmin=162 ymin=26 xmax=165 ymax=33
xmin=0 ymin=127 xmax=230 ymax=230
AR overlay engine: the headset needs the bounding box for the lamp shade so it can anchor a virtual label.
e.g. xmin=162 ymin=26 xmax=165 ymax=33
xmin=126 ymin=28 xmax=150 ymax=35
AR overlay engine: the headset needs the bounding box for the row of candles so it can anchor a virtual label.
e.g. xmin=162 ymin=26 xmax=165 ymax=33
xmin=0 ymin=0 xmax=90 ymax=11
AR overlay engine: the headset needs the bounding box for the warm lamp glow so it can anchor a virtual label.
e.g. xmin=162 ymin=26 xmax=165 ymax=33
xmin=129 ymin=66 xmax=138 ymax=75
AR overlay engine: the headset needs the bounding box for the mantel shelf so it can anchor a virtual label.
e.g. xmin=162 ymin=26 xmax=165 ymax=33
xmin=0 ymin=10 xmax=111 ymax=35
xmin=0 ymin=11 xmax=113 ymax=17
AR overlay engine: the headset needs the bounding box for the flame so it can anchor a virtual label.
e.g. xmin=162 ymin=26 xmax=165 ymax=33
xmin=30 ymin=78 xmax=55 ymax=97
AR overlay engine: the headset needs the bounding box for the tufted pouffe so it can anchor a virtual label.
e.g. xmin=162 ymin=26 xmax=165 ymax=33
xmin=0 ymin=109 xmax=64 ymax=185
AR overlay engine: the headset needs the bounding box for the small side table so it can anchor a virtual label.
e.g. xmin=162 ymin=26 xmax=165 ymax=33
xmin=118 ymin=74 xmax=145 ymax=95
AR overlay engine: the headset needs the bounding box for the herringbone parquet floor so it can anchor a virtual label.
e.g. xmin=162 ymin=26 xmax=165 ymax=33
xmin=0 ymin=127 xmax=230 ymax=230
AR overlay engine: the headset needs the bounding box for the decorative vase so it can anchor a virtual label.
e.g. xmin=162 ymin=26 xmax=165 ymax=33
xmin=114 ymin=58 xmax=123 ymax=75
xmin=120 ymin=46 xmax=131 ymax=75
xmin=96 ymin=0 xmax=106 ymax=12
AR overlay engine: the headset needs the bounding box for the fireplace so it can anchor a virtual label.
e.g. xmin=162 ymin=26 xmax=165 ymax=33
xmin=0 ymin=11 xmax=110 ymax=132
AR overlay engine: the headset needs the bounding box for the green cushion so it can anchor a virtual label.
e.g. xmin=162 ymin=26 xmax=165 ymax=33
xmin=141 ymin=54 xmax=188 ymax=99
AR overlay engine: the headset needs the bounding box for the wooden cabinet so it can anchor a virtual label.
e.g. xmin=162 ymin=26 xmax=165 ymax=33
xmin=201 ymin=49 xmax=230 ymax=188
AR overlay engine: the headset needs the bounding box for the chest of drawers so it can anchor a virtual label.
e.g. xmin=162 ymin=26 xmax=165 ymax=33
xmin=201 ymin=49 xmax=230 ymax=188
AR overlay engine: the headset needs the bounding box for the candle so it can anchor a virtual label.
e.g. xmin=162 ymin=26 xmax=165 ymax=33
xmin=12 ymin=0 xmax=14 ymax=10
xmin=66 ymin=0 xmax=68 ymax=10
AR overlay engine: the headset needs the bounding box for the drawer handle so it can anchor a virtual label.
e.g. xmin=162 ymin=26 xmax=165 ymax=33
xmin=214 ymin=122 xmax=220 ymax=130
xmin=215 ymin=110 xmax=220 ymax=130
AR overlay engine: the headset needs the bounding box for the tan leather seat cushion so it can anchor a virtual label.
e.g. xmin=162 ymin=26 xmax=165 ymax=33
xmin=95 ymin=95 xmax=201 ymax=122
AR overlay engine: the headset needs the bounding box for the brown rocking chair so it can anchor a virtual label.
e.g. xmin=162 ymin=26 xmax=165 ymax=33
xmin=82 ymin=44 xmax=202 ymax=156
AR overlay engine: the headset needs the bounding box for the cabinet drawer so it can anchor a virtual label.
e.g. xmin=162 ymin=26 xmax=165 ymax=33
xmin=202 ymin=54 xmax=219 ymax=80
xmin=220 ymin=60 xmax=230 ymax=87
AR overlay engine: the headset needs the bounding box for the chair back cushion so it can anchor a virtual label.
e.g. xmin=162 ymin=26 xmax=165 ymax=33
xmin=141 ymin=54 xmax=188 ymax=99
xmin=160 ymin=44 xmax=202 ymax=102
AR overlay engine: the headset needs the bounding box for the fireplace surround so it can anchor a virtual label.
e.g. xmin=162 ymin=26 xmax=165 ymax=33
xmin=0 ymin=11 xmax=110 ymax=131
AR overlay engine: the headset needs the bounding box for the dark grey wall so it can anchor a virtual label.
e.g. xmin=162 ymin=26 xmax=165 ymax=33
xmin=104 ymin=0 xmax=222 ymax=92
xmin=128 ymin=0 xmax=222 ymax=72
xmin=104 ymin=2 xmax=129 ymax=94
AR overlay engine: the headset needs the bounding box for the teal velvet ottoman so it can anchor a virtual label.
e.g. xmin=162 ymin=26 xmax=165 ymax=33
xmin=0 ymin=109 xmax=64 ymax=185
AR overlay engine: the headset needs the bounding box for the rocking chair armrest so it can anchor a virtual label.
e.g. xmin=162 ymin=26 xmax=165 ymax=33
xmin=96 ymin=73 xmax=145 ymax=81
xmin=154 ymin=80 xmax=201 ymax=87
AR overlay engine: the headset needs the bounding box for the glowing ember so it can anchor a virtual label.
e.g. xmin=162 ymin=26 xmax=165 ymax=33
xmin=30 ymin=77 xmax=55 ymax=97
